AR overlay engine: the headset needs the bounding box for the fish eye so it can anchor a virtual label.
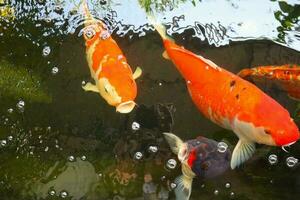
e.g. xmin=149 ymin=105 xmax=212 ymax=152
xmin=265 ymin=129 xmax=271 ymax=135
xmin=104 ymin=86 xmax=109 ymax=93
xmin=84 ymin=27 xmax=96 ymax=40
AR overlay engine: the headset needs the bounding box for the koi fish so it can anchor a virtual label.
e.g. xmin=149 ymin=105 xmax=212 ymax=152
xmin=81 ymin=0 xmax=142 ymax=113
xmin=163 ymin=133 xmax=231 ymax=200
xmin=238 ymin=65 xmax=300 ymax=101
xmin=148 ymin=17 xmax=299 ymax=172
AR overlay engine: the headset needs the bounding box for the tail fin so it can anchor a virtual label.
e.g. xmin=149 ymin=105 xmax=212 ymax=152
xmin=147 ymin=13 xmax=173 ymax=41
xmin=174 ymin=175 xmax=193 ymax=200
xmin=163 ymin=132 xmax=184 ymax=155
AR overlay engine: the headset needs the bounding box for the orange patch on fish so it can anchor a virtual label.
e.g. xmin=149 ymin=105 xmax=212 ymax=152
xmin=238 ymin=65 xmax=300 ymax=101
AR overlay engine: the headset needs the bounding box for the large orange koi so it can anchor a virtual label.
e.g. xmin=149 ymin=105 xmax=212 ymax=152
xmin=238 ymin=65 xmax=300 ymax=101
xmin=81 ymin=0 xmax=142 ymax=113
xmin=148 ymin=18 xmax=299 ymax=199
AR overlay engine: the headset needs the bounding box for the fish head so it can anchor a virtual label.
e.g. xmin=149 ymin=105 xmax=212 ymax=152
xmin=185 ymin=137 xmax=231 ymax=178
xmin=268 ymin=119 xmax=300 ymax=146
xmin=98 ymin=73 xmax=137 ymax=113
xmin=82 ymin=1 xmax=109 ymax=49
xmin=83 ymin=21 xmax=109 ymax=49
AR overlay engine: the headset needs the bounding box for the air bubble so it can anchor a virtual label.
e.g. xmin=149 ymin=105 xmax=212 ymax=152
xmin=148 ymin=145 xmax=158 ymax=153
xmin=286 ymin=156 xmax=298 ymax=168
xmin=134 ymin=152 xmax=143 ymax=160
xmin=51 ymin=67 xmax=59 ymax=75
xmin=7 ymin=108 xmax=13 ymax=113
xmin=268 ymin=154 xmax=278 ymax=165
xmin=0 ymin=140 xmax=7 ymax=147
xmin=42 ymin=46 xmax=51 ymax=57
xmin=44 ymin=146 xmax=49 ymax=152
xmin=16 ymin=100 xmax=25 ymax=112
xmin=54 ymin=5 xmax=63 ymax=13
xmin=214 ymin=189 xmax=219 ymax=195
xmin=225 ymin=182 xmax=231 ymax=189
xmin=81 ymin=155 xmax=87 ymax=161
xmin=170 ymin=182 xmax=177 ymax=189
xmin=7 ymin=136 xmax=13 ymax=141
xmin=68 ymin=155 xmax=75 ymax=162
xmin=166 ymin=159 xmax=177 ymax=170
xmin=131 ymin=122 xmax=140 ymax=130
xmin=217 ymin=142 xmax=228 ymax=153
xmin=60 ymin=191 xmax=68 ymax=198
xmin=230 ymin=191 xmax=235 ymax=198
xmin=49 ymin=189 xmax=56 ymax=196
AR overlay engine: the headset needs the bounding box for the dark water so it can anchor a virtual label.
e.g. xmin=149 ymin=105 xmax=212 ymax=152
xmin=0 ymin=0 xmax=300 ymax=199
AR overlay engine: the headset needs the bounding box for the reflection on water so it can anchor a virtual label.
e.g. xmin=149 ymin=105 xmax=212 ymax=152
xmin=0 ymin=0 xmax=300 ymax=200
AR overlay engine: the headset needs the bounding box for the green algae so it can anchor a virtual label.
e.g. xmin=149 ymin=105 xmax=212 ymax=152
xmin=0 ymin=60 xmax=52 ymax=103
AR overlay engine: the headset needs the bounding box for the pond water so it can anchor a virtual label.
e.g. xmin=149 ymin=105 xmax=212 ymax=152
xmin=0 ymin=0 xmax=300 ymax=200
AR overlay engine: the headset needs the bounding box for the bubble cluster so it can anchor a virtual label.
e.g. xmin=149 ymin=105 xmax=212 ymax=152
xmin=42 ymin=46 xmax=51 ymax=57
xmin=148 ymin=145 xmax=158 ymax=153
xmin=268 ymin=154 xmax=278 ymax=165
xmin=134 ymin=151 xmax=143 ymax=160
xmin=131 ymin=122 xmax=140 ymax=130
xmin=166 ymin=159 xmax=177 ymax=170
xmin=286 ymin=156 xmax=298 ymax=168
xmin=217 ymin=142 xmax=228 ymax=153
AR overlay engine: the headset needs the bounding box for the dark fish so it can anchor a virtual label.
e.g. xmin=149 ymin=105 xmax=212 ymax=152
xmin=163 ymin=133 xmax=231 ymax=200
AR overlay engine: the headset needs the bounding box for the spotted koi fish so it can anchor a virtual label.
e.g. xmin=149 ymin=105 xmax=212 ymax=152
xmin=238 ymin=65 xmax=300 ymax=101
xmin=81 ymin=0 xmax=142 ymax=113
xmin=148 ymin=17 xmax=299 ymax=199
xmin=163 ymin=132 xmax=230 ymax=200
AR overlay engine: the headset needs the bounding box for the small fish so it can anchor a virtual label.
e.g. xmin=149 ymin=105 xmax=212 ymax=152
xmin=163 ymin=133 xmax=231 ymax=200
xmin=81 ymin=0 xmax=142 ymax=113
xmin=148 ymin=16 xmax=299 ymax=171
xmin=238 ymin=65 xmax=300 ymax=101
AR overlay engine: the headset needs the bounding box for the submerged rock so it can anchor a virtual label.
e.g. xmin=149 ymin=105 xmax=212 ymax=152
xmin=28 ymin=158 xmax=99 ymax=200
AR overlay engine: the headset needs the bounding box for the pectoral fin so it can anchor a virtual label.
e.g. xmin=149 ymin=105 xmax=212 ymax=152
xmin=163 ymin=132 xmax=184 ymax=155
xmin=82 ymin=82 xmax=99 ymax=93
xmin=133 ymin=67 xmax=142 ymax=80
xmin=162 ymin=50 xmax=170 ymax=60
xmin=231 ymin=139 xmax=255 ymax=169
xmin=174 ymin=175 xmax=193 ymax=200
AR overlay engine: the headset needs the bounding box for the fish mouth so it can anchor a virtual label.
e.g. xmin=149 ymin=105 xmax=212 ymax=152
xmin=116 ymin=101 xmax=136 ymax=114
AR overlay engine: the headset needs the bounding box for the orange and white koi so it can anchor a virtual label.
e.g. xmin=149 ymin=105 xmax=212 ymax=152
xmin=238 ymin=64 xmax=300 ymax=101
xmin=81 ymin=0 xmax=142 ymax=113
xmin=148 ymin=16 xmax=299 ymax=179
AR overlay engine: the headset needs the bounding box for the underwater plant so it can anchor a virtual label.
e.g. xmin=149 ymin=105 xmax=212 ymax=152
xmin=0 ymin=60 xmax=52 ymax=103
